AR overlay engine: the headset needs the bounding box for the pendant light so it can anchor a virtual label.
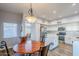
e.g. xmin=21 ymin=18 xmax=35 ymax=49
xmin=26 ymin=3 xmax=37 ymax=23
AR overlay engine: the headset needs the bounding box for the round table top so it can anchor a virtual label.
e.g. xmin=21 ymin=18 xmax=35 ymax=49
xmin=13 ymin=41 xmax=45 ymax=54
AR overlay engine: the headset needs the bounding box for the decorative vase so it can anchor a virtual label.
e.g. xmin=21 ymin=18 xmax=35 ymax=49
xmin=25 ymin=34 xmax=32 ymax=52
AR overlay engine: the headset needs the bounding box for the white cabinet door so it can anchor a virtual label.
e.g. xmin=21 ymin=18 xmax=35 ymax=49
xmin=46 ymin=34 xmax=58 ymax=50
xmin=65 ymin=36 xmax=76 ymax=45
xmin=73 ymin=41 xmax=79 ymax=56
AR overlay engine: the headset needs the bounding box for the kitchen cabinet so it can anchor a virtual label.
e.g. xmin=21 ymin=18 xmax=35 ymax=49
xmin=73 ymin=40 xmax=79 ymax=56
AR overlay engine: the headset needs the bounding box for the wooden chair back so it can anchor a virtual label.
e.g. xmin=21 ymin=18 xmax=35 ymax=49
xmin=19 ymin=33 xmax=30 ymax=44
xmin=19 ymin=36 xmax=27 ymax=44
xmin=40 ymin=44 xmax=50 ymax=56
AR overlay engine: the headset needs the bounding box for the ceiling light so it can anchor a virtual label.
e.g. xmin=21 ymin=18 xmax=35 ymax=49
xmin=26 ymin=16 xmax=37 ymax=23
xmin=72 ymin=3 xmax=76 ymax=6
xmin=25 ymin=3 xmax=37 ymax=23
xmin=53 ymin=10 xmax=56 ymax=14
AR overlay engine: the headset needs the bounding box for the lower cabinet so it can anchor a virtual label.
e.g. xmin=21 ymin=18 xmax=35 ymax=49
xmin=73 ymin=41 xmax=79 ymax=56
xmin=65 ymin=36 xmax=76 ymax=45
xmin=45 ymin=34 xmax=59 ymax=50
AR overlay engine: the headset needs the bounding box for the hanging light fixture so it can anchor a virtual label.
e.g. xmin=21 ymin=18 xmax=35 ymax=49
xmin=25 ymin=3 xmax=37 ymax=23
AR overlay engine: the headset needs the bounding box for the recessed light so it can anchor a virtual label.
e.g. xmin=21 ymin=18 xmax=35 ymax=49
xmin=53 ymin=10 xmax=56 ymax=14
xmin=72 ymin=3 xmax=76 ymax=6
xmin=74 ymin=11 xmax=78 ymax=14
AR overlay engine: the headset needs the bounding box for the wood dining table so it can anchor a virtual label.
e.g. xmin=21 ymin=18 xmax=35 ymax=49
xmin=13 ymin=41 xmax=45 ymax=55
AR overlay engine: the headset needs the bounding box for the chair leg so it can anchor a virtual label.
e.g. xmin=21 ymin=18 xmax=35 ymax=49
xmin=1 ymin=41 xmax=10 ymax=56
xmin=5 ymin=45 xmax=10 ymax=56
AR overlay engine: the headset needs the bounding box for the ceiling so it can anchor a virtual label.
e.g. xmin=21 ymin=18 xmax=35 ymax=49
xmin=0 ymin=3 xmax=79 ymax=22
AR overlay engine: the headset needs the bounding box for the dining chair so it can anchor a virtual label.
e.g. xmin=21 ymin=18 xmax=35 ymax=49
xmin=0 ymin=41 xmax=10 ymax=56
xmin=19 ymin=33 xmax=30 ymax=44
xmin=19 ymin=36 xmax=27 ymax=44
xmin=32 ymin=43 xmax=50 ymax=56
xmin=40 ymin=44 xmax=50 ymax=56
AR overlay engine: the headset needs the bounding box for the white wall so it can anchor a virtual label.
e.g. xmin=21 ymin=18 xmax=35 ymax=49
xmin=0 ymin=10 xmax=22 ymax=48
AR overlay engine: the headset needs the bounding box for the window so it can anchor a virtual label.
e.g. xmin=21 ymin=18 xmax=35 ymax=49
xmin=21 ymin=22 xmax=32 ymax=36
xmin=3 ymin=23 xmax=17 ymax=38
xmin=25 ymin=23 xmax=31 ymax=33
